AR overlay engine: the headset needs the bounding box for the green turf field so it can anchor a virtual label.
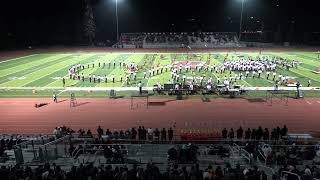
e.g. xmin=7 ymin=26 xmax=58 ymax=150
xmin=0 ymin=51 xmax=319 ymax=97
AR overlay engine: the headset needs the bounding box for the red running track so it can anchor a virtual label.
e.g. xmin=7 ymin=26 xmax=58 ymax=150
xmin=0 ymin=97 xmax=320 ymax=135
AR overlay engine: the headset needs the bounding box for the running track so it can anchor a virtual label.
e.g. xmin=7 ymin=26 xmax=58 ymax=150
xmin=0 ymin=97 xmax=320 ymax=136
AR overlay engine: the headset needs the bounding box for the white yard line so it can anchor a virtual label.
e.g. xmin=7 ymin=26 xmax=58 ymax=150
xmin=0 ymin=86 xmax=319 ymax=91
xmin=0 ymin=54 xmax=38 ymax=64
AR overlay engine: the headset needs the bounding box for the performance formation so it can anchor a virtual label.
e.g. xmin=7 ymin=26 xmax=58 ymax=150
xmin=1 ymin=0 xmax=320 ymax=180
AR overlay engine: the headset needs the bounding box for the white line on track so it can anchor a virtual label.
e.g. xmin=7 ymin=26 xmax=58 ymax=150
xmin=0 ymin=54 xmax=38 ymax=64
xmin=305 ymin=100 xmax=312 ymax=105
xmin=317 ymin=101 xmax=320 ymax=104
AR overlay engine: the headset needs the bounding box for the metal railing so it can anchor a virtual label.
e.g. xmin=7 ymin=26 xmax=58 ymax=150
xmin=258 ymin=149 xmax=267 ymax=165
xmin=281 ymin=171 xmax=301 ymax=180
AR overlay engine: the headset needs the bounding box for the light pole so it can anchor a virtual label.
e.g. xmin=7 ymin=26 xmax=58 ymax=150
xmin=239 ymin=0 xmax=244 ymax=41
xmin=115 ymin=0 xmax=119 ymax=42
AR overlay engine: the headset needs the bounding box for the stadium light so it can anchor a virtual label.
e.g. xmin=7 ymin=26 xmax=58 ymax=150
xmin=239 ymin=0 xmax=245 ymax=41
xmin=114 ymin=0 xmax=121 ymax=42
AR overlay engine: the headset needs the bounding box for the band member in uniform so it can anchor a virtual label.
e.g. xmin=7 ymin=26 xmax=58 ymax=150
xmin=133 ymin=72 xmax=137 ymax=80
xmin=62 ymin=77 xmax=65 ymax=87
xmin=112 ymin=74 xmax=115 ymax=83
xmin=126 ymin=74 xmax=129 ymax=85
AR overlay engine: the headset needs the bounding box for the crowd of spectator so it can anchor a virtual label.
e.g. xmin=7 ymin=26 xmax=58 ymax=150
xmin=0 ymin=138 xmax=23 ymax=158
xmin=95 ymin=126 xmax=174 ymax=142
xmin=221 ymin=125 xmax=288 ymax=141
xmin=53 ymin=126 xmax=75 ymax=139
xmin=0 ymin=162 xmax=273 ymax=180
xmin=118 ymin=32 xmax=239 ymax=48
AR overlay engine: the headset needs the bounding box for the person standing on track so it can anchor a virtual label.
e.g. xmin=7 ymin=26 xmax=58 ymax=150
xmin=53 ymin=93 xmax=57 ymax=103
xmin=138 ymin=81 xmax=143 ymax=95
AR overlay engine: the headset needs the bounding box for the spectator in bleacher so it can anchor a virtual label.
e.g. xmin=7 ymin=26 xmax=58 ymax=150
xmin=161 ymin=128 xmax=167 ymax=141
xmin=106 ymin=129 xmax=112 ymax=136
xmin=87 ymin=129 xmax=93 ymax=137
xmin=142 ymin=126 xmax=147 ymax=140
xmin=119 ymin=130 xmax=125 ymax=139
xmin=113 ymin=131 xmax=119 ymax=139
xmin=236 ymin=126 xmax=244 ymax=139
xmin=148 ymin=128 xmax=153 ymax=140
xmin=131 ymin=128 xmax=137 ymax=140
xmin=215 ymin=166 xmax=223 ymax=180
xmin=276 ymin=126 xmax=281 ymax=140
xmin=138 ymin=126 xmax=143 ymax=140
xmin=125 ymin=129 xmax=131 ymax=139
xmin=154 ymin=128 xmax=160 ymax=141
xmin=256 ymin=126 xmax=263 ymax=140
xmin=222 ymin=128 xmax=228 ymax=139
xmin=53 ymin=127 xmax=62 ymax=139
xmin=281 ymin=125 xmax=288 ymax=138
xmin=228 ymin=128 xmax=234 ymax=139
xmin=245 ymin=128 xmax=251 ymax=139
xmin=263 ymin=128 xmax=270 ymax=140
xmin=203 ymin=165 xmax=214 ymax=179
xmin=252 ymin=128 xmax=259 ymax=140
xmin=97 ymin=126 xmax=103 ymax=139
xmin=168 ymin=127 xmax=174 ymax=141
xmin=271 ymin=128 xmax=276 ymax=140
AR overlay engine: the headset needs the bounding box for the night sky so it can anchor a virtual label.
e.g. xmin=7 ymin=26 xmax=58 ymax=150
xmin=0 ymin=0 xmax=319 ymax=48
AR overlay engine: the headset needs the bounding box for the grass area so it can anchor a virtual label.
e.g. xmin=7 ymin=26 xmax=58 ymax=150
xmin=0 ymin=51 xmax=319 ymax=97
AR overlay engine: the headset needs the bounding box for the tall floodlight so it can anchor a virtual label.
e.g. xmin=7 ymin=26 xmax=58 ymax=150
xmin=115 ymin=0 xmax=119 ymax=42
xmin=239 ymin=0 xmax=245 ymax=41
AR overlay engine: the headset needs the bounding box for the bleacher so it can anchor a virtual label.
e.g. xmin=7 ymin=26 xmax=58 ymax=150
xmin=117 ymin=32 xmax=242 ymax=49
xmin=2 ymin=127 xmax=320 ymax=180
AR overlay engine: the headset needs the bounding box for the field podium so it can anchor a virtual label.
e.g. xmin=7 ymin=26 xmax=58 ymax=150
xmin=130 ymin=92 xmax=149 ymax=110
xmin=266 ymin=90 xmax=289 ymax=105
xmin=70 ymin=93 xmax=77 ymax=107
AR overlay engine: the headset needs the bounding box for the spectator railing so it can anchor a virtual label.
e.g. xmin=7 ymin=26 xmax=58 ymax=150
xmin=258 ymin=149 xmax=267 ymax=165
xmin=281 ymin=171 xmax=301 ymax=180
xmin=36 ymin=135 xmax=71 ymax=161
xmin=233 ymin=143 xmax=251 ymax=164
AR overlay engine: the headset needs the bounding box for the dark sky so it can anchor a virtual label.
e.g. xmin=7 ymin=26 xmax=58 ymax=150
xmin=1 ymin=0 xmax=320 ymax=48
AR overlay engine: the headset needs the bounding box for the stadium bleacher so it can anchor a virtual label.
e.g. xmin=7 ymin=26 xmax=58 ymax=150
xmin=2 ymin=125 xmax=320 ymax=180
xmin=117 ymin=32 xmax=242 ymax=49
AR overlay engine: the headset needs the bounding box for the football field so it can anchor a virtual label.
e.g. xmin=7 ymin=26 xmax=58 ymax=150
xmin=0 ymin=51 xmax=319 ymax=97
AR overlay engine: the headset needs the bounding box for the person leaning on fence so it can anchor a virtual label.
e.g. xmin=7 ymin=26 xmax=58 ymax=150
xmin=154 ymin=128 xmax=160 ymax=141
xmin=168 ymin=127 xmax=174 ymax=141
xmin=97 ymin=126 xmax=103 ymax=139
xmin=161 ymin=128 xmax=167 ymax=141
xmin=236 ymin=127 xmax=243 ymax=139
xmin=228 ymin=128 xmax=234 ymax=139
xmin=148 ymin=128 xmax=153 ymax=140
xmin=222 ymin=128 xmax=228 ymax=139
